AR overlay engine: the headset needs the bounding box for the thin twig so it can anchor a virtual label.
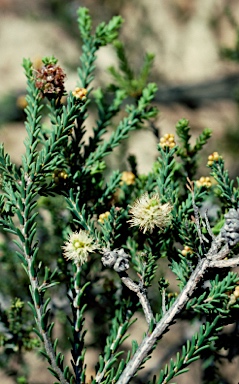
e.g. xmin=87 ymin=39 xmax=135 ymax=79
xmin=204 ymin=210 xmax=216 ymax=240
xmin=161 ymin=288 xmax=166 ymax=315
xmin=121 ymin=276 xmax=155 ymax=325
xmin=187 ymin=178 xmax=206 ymax=254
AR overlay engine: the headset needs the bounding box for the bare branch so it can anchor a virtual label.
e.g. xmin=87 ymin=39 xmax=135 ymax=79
xmin=204 ymin=210 xmax=216 ymax=240
xmin=121 ymin=276 xmax=155 ymax=325
xmin=208 ymin=242 xmax=229 ymax=261
xmin=209 ymin=256 xmax=239 ymax=268
xmin=117 ymin=258 xmax=210 ymax=384
xmin=116 ymin=235 xmax=233 ymax=384
xmin=186 ymin=178 xmax=206 ymax=253
xmin=162 ymin=288 xmax=166 ymax=315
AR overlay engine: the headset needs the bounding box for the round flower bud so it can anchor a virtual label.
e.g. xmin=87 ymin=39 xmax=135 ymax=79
xmin=207 ymin=152 xmax=220 ymax=166
xmin=72 ymin=87 xmax=87 ymax=101
xmin=181 ymin=245 xmax=193 ymax=256
xmin=195 ymin=176 xmax=212 ymax=188
xmin=159 ymin=133 xmax=176 ymax=149
xmin=98 ymin=211 xmax=110 ymax=224
xmin=53 ymin=169 xmax=68 ymax=186
xmin=121 ymin=171 xmax=136 ymax=185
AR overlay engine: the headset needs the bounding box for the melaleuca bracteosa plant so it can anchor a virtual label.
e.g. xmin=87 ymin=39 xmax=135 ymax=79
xmin=0 ymin=6 xmax=239 ymax=384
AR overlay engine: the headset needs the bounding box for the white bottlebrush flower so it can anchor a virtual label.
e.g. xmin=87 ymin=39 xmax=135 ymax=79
xmin=128 ymin=192 xmax=172 ymax=234
xmin=62 ymin=230 xmax=97 ymax=264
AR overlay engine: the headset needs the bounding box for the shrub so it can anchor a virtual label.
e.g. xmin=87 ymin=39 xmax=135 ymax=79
xmin=0 ymin=7 xmax=239 ymax=384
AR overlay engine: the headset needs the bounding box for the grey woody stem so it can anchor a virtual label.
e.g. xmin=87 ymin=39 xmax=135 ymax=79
xmin=121 ymin=276 xmax=155 ymax=325
xmin=116 ymin=240 xmax=239 ymax=384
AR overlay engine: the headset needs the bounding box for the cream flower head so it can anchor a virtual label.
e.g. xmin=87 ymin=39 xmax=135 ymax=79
xmin=62 ymin=230 xmax=97 ymax=264
xmin=128 ymin=192 xmax=172 ymax=234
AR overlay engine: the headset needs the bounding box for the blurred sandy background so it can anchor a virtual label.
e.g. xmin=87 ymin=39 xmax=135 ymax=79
xmin=0 ymin=0 xmax=239 ymax=383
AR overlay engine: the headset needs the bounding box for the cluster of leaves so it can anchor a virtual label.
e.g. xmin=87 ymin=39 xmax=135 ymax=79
xmin=0 ymin=6 xmax=239 ymax=384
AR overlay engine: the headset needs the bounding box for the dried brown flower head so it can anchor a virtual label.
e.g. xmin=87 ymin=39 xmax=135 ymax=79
xmin=35 ymin=63 xmax=66 ymax=99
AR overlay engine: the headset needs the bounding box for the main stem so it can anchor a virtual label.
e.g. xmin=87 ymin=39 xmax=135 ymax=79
xmin=116 ymin=257 xmax=210 ymax=384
